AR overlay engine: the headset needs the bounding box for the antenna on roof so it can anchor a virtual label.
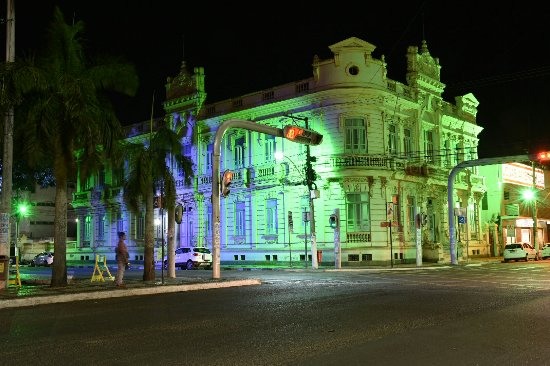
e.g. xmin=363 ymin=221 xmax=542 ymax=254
xmin=422 ymin=12 xmax=426 ymax=41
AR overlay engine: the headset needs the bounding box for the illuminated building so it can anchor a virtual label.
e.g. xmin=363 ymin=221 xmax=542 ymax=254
xmin=71 ymin=37 xmax=488 ymax=266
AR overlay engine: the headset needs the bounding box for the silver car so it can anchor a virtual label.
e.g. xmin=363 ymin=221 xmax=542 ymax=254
xmin=503 ymin=243 xmax=537 ymax=262
xmin=30 ymin=252 xmax=54 ymax=267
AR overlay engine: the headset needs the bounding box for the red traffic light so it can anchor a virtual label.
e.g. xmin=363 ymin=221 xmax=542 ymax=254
xmin=283 ymin=125 xmax=323 ymax=146
xmin=530 ymin=151 xmax=550 ymax=162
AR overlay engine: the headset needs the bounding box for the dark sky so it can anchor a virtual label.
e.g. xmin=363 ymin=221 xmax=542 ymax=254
xmin=3 ymin=1 xmax=550 ymax=158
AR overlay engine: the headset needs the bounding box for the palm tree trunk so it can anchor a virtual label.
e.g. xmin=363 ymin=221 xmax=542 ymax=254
xmin=51 ymin=173 xmax=68 ymax=286
xmin=143 ymin=190 xmax=155 ymax=281
xmin=167 ymin=205 xmax=176 ymax=278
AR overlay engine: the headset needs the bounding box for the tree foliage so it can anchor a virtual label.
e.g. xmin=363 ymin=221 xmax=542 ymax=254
xmin=11 ymin=6 xmax=138 ymax=286
xmin=122 ymin=120 xmax=193 ymax=281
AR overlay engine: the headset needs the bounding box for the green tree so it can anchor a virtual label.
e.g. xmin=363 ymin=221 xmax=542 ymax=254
xmin=122 ymin=121 xmax=193 ymax=281
xmin=15 ymin=7 xmax=138 ymax=286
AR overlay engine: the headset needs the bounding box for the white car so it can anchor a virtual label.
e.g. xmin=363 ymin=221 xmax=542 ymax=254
xmin=163 ymin=247 xmax=212 ymax=270
xmin=540 ymin=243 xmax=550 ymax=259
xmin=503 ymin=243 xmax=537 ymax=262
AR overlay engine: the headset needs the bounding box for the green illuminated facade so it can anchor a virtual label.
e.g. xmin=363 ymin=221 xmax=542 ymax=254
xmin=71 ymin=37 xmax=489 ymax=266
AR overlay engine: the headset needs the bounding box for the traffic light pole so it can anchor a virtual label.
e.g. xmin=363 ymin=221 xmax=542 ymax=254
xmin=212 ymin=119 xmax=323 ymax=279
xmin=212 ymin=120 xmax=284 ymax=279
xmin=531 ymin=161 xmax=538 ymax=255
xmin=447 ymin=154 xmax=529 ymax=265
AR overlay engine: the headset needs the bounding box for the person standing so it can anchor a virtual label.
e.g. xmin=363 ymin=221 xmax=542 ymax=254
xmin=115 ymin=231 xmax=129 ymax=287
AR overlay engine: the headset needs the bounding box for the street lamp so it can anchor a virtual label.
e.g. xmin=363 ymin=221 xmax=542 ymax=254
xmin=522 ymin=183 xmax=537 ymax=254
xmin=13 ymin=200 xmax=31 ymax=265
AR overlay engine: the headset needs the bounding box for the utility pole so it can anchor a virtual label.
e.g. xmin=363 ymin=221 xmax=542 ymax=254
xmin=0 ymin=0 xmax=15 ymax=290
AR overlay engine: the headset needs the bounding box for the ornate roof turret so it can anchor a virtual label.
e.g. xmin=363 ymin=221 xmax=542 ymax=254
xmin=164 ymin=60 xmax=206 ymax=113
xmin=405 ymin=40 xmax=444 ymax=95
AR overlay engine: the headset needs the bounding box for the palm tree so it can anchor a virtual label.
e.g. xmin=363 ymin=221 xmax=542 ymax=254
xmin=15 ymin=7 xmax=138 ymax=286
xmin=122 ymin=121 xmax=193 ymax=281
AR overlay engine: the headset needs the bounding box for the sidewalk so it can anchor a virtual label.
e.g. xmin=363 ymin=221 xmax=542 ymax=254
xmin=0 ymin=257 xmax=502 ymax=309
xmin=0 ymin=270 xmax=261 ymax=309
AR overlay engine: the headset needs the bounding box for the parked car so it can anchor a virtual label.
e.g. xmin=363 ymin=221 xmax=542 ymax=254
xmin=540 ymin=243 xmax=550 ymax=259
xmin=163 ymin=247 xmax=212 ymax=270
xmin=30 ymin=252 xmax=54 ymax=267
xmin=503 ymin=243 xmax=537 ymax=262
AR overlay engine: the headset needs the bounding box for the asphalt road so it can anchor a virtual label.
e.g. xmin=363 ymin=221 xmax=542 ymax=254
xmin=2 ymin=262 xmax=550 ymax=365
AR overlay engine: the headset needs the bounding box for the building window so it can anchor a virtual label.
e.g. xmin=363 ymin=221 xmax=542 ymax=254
xmin=97 ymin=213 xmax=105 ymax=240
xmin=117 ymin=212 xmax=124 ymax=233
xmin=469 ymin=203 xmax=479 ymax=240
xmin=234 ymin=137 xmax=245 ymax=168
xmin=403 ymin=128 xmax=412 ymax=158
xmin=235 ymin=201 xmax=245 ymax=236
xmin=346 ymin=193 xmax=371 ymax=232
xmin=184 ymin=205 xmax=194 ymax=244
xmin=424 ymin=130 xmax=434 ymax=162
xmin=344 ymin=118 xmax=367 ymax=154
xmin=444 ymin=140 xmax=452 ymax=167
xmin=206 ymin=143 xmax=213 ymax=172
xmin=456 ymin=143 xmax=463 ymax=164
xmin=84 ymin=215 xmax=92 ymax=247
xmin=205 ymin=204 xmax=212 ymax=239
xmin=265 ymin=135 xmax=275 ymax=162
xmin=407 ymin=196 xmax=416 ymax=236
xmin=388 ymin=124 xmax=398 ymax=155
xmin=266 ymin=198 xmax=278 ymax=235
xmin=137 ymin=212 xmax=145 ymax=239
xmin=465 ymin=141 xmax=473 ymax=161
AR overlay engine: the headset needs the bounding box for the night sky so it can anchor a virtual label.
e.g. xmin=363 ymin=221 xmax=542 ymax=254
xmin=3 ymin=1 xmax=550 ymax=158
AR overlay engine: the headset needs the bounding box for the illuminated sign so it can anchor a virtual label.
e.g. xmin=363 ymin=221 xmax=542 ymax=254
xmin=502 ymin=163 xmax=544 ymax=189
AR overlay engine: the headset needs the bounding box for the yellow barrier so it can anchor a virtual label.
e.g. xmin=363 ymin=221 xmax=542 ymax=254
xmin=91 ymin=254 xmax=114 ymax=282
xmin=8 ymin=257 xmax=21 ymax=287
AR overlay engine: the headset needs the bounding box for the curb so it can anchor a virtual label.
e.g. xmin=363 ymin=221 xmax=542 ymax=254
xmin=0 ymin=279 xmax=261 ymax=310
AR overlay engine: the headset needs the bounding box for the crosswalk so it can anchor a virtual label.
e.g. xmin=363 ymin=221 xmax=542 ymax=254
xmin=383 ymin=263 xmax=550 ymax=291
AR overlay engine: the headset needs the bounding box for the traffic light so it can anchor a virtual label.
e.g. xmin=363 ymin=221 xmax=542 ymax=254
xmin=530 ymin=151 xmax=550 ymax=162
xmin=304 ymin=164 xmax=317 ymax=189
xmin=221 ymin=170 xmax=234 ymax=197
xmin=329 ymin=213 xmax=339 ymax=229
xmin=283 ymin=125 xmax=323 ymax=146
xmin=175 ymin=204 xmax=183 ymax=224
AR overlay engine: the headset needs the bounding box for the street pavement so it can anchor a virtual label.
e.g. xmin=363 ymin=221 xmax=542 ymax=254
xmin=0 ymin=257 xmax=502 ymax=309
